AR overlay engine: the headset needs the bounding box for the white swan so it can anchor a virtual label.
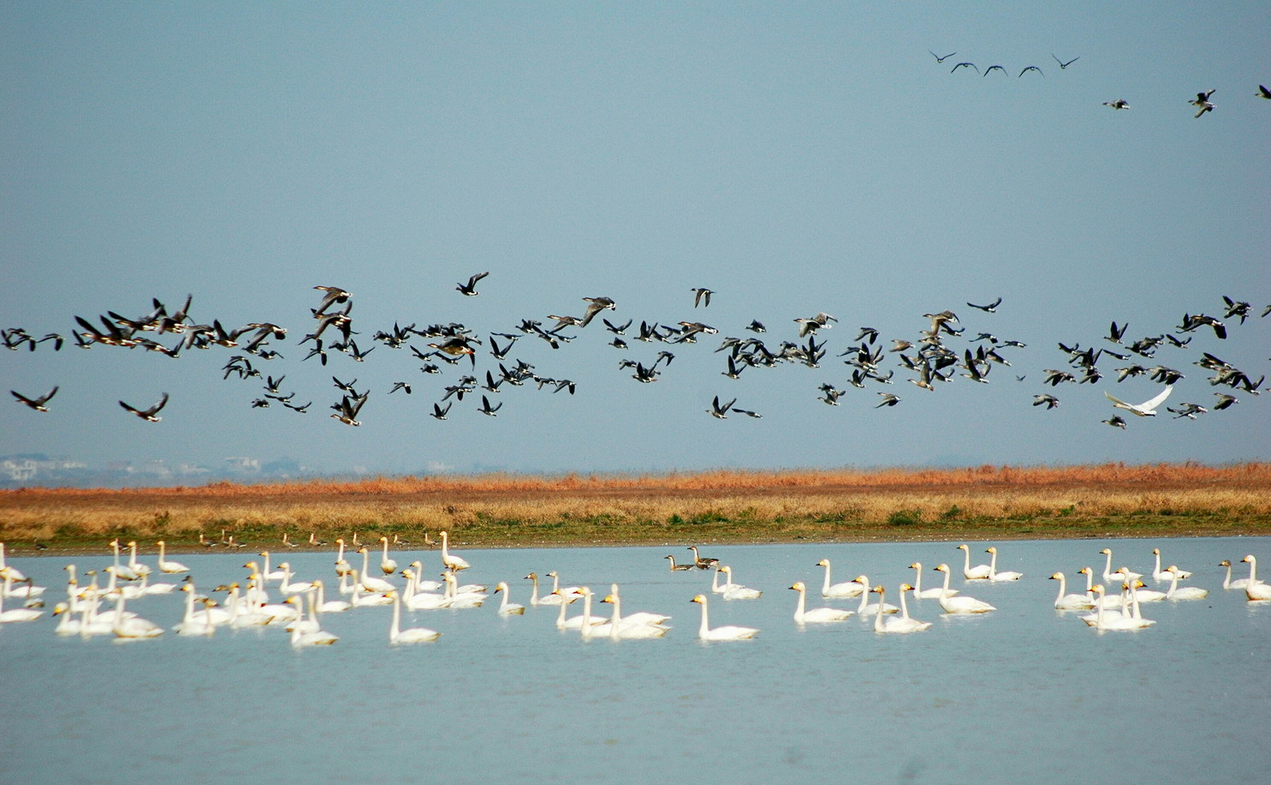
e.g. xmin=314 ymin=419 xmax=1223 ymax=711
xmin=524 ymin=572 xmax=566 ymax=606
xmin=984 ymin=547 xmax=1023 ymax=581
xmin=1100 ymin=549 xmax=1142 ymax=584
xmin=0 ymin=541 xmax=27 ymax=582
xmin=226 ymin=584 xmax=274 ymax=627
xmin=388 ymin=591 xmax=441 ymax=643
xmin=932 ymin=565 xmax=996 ymax=614
xmin=357 ymin=549 xmax=396 ymax=593
xmin=578 ymin=587 xmax=619 ymax=639
xmin=815 ymin=558 xmax=867 ymax=598
xmin=909 ymin=562 xmax=957 ymax=599
xmin=546 ymin=571 xmax=580 ymax=598
xmin=1050 ymin=572 xmax=1095 ymax=610
xmin=1241 ymin=556 xmax=1271 ymax=601
xmin=1164 ymin=567 xmax=1208 ymax=600
xmin=313 ymin=580 xmax=351 ymax=613
xmin=438 ymin=530 xmax=470 ymax=572
xmin=872 ymin=585 xmax=931 ymax=633
xmin=690 ymin=593 xmax=759 ymax=640
xmin=407 ymin=561 xmax=443 ymax=592
xmin=400 ymin=570 xmax=447 ymax=610
xmin=110 ymin=593 xmax=163 ymax=639
xmin=494 ymin=582 xmax=525 ymax=615
xmin=552 ymin=590 xmax=600 ymax=630
xmin=173 ymin=585 xmax=217 ymax=636
xmin=126 ymin=540 xmax=153 ymax=578
xmin=1151 ymin=548 xmax=1190 ymax=582
xmin=2 ymin=576 xmax=44 ymax=600
xmin=853 ymin=575 xmax=898 ymax=616
xmin=278 ymin=563 xmax=316 ymax=595
xmin=0 ymin=575 xmax=43 ymax=622
xmin=348 ymin=569 xmax=394 ymax=607
xmin=600 ymin=590 xmax=670 ymax=639
xmin=334 ymin=538 xmax=352 ymax=577
xmin=440 ymin=572 xmax=484 ymax=608
xmin=957 ymin=544 xmax=992 ymax=580
xmin=1219 ymin=558 xmax=1259 ymax=590
xmin=156 ymin=541 xmax=189 ymax=574
xmin=718 ymin=566 xmax=762 ymax=600
xmin=258 ymin=550 xmax=286 ymax=582
xmin=1088 ymin=584 xmax=1154 ymax=630
xmin=108 ymin=539 xmax=139 ymax=582
xmin=287 ymin=595 xmax=338 ymax=647
xmin=379 ymin=536 xmax=398 ymax=576
xmin=604 ymin=584 xmax=671 ymax=627
xmin=790 ymin=581 xmax=854 ymax=623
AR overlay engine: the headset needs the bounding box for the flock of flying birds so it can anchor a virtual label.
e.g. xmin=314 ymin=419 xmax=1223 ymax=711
xmin=4 ymin=275 xmax=1269 ymax=435
xmin=931 ymin=49 xmax=1271 ymax=116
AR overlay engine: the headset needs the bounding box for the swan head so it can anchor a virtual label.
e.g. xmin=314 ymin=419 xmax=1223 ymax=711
xmin=690 ymin=594 xmax=707 ymax=605
xmin=816 ymin=559 xmax=830 ymax=568
xmin=336 ymin=538 xmax=345 ymax=545
xmin=601 ymin=594 xmax=616 ymax=604
xmin=313 ymin=580 xmax=324 ymax=588
xmin=158 ymin=540 xmax=166 ymax=547
xmin=985 ymin=546 xmax=998 ymax=554
xmin=242 ymin=561 xmax=257 ymax=570
xmin=934 ymin=564 xmax=950 ymax=573
xmin=899 ymin=583 xmax=914 ymax=593
xmin=1242 ymin=555 xmax=1256 ymax=564
xmin=956 ymin=544 xmax=969 ymax=552
xmin=1093 ymin=584 xmax=1107 ymax=596
xmin=524 ymin=572 xmax=538 ymax=580
xmin=853 ymin=575 xmax=869 ymax=584
xmin=1049 ymin=572 xmax=1063 ymax=580
xmin=494 ymin=582 xmax=508 ymax=594
xmin=720 ymin=566 xmax=732 ymax=574
xmin=53 ymin=602 xmax=69 ymax=616
xmin=789 ymin=582 xmax=806 ymax=592
xmin=1100 ymin=548 xmax=1112 ymax=556
xmin=909 ymin=562 xmax=921 ymax=570
xmin=546 ymin=571 xmax=559 ymax=578
xmin=869 ymin=585 xmax=884 ymax=595
xmin=1078 ymin=567 xmax=1092 ymax=575
xmin=358 ymin=547 xmax=369 ymax=554
xmin=381 ymin=536 xmax=389 ymax=544
xmin=1153 ymin=548 xmax=1161 ymax=555
xmin=1219 ymin=559 xmax=1231 ymax=567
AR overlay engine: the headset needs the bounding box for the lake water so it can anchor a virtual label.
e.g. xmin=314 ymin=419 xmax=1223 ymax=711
xmin=2 ymin=536 xmax=1268 ymax=784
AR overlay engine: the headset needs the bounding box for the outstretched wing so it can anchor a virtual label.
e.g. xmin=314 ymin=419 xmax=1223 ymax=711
xmin=1138 ymin=385 xmax=1173 ymax=413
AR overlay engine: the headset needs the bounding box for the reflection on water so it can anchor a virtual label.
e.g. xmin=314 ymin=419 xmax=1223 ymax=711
xmin=2 ymin=537 xmax=1268 ymax=784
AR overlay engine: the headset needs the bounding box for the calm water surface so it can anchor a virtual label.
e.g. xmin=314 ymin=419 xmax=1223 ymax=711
xmin=3 ymin=537 xmax=1268 ymax=784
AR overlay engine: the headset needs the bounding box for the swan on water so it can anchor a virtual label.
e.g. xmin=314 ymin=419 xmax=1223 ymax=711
xmin=789 ymin=581 xmax=854 ymax=623
xmin=0 ymin=575 xmax=43 ymax=622
xmin=494 ymin=582 xmax=526 ymax=615
xmin=1049 ymin=572 xmax=1095 ymax=610
xmin=379 ymin=536 xmax=398 ymax=576
xmin=909 ymin=562 xmax=957 ymax=599
xmin=852 ymin=575 xmax=899 ymax=616
xmin=439 ymin=530 xmax=470 ymax=572
xmin=1088 ymin=584 xmax=1154 ymax=631
xmin=1241 ymin=556 xmax=1271 ymax=601
xmin=524 ymin=572 xmax=566 ymax=606
xmin=1100 ymin=549 xmax=1142 ymax=584
xmin=156 ymin=541 xmax=189 ymax=574
xmin=690 ymin=594 xmax=759 ymax=640
xmin=357 ymin=549 xmax=396 ymax=593
xmin=957 ymin=544 xmax=992 ymax=580
xmin=932 ymin=565 xmax=996 ymax=614
xmin=600 ymin=590 xmax=670 ymax=639
xmin=872 ymin=585 xmax=931 ymax=633
xmin=816 ymin=559 xmax=867 ymax=598
xmin=388 ymin=591 xmax=441 ymax=643
xmin=1151 ymin=548 xmax=1190 ymax=582
xmin=718 ymin=566 xmax=762 ymax=600
xmin=1219 ymin=558 xmax=1260 ymax=591
xmin=984 ymin=547 xmax=1023 ymax=581
xmin=1163 ymin=567 xmax=1208 ymax=600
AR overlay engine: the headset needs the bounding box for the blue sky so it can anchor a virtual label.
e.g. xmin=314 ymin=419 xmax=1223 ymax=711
xmin=2 ymin=3 xmax=1268 ymax=477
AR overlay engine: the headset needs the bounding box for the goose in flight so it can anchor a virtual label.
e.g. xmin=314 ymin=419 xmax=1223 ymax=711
xmin=1103 ymin=99 xmax=1130 ymax=110
xmin=120 ymin=393 xmax=169 ymax=422
xmin=1032 ymin=394 xmax=1059 ymax=410
xmin=331 ymin=393 xmax=367 ymax=426
xmin=929 ymin=50 xmax=956 ymax=64
xmin=982 ymin=65 xmax=1007 ymax=77
xmin=691 ymin=288 xmax=714 ymax=308
xmin=875 ymin=392 xmax=901 ymax=408
xmin=1018 ymin=66 xmax=1044 ymax=78
xmin=11 ymin=386 xmax=57 ymax=412
xmin=707 ymin=396 xmax=736 ymax=419
xmin=950 ymin=62 xmax=979 ymax=74
xmin=478 ymin=395 xmax=502 ymax=416
xmin=455 ymin=271 xmax=489 ymax=296
xmin=967 ymin=297 xmax=1001 ymax=313
xmin=1189 ymin=89 xmax=1215 ymax=118
xmin=1103 ymin=415 xmax=1127 ymax=429
xmin=1105 ymin=385 xmax=1172 ymax=417
xmin=1259 ymin=85 xmax=1271 ymax=100
xmin=312 ymin=285 xmax=350 ymax=316
xmin=1052 ymin=54 xmax=1079 ymax=69
xmin=579 ymin=297 xmax=616 ymax=327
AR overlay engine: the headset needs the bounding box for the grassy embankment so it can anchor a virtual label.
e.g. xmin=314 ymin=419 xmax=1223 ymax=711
xmin=2 ymin=463 xmax=1270 ymax=554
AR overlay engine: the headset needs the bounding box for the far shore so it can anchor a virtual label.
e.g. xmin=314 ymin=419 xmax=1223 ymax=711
xmin=3 ymin=462 xmax=1270 ymax=555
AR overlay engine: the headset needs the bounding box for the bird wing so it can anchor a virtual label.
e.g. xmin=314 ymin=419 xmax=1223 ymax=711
xmin=1104 ymin=391 xmax=1131 ymax=409
xmin=1137 ymin=386 xmax=1173 ymax=413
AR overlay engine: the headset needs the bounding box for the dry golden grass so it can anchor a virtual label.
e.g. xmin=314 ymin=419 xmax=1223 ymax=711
xmin=3 ymin=463 xmax=1270 ymax=552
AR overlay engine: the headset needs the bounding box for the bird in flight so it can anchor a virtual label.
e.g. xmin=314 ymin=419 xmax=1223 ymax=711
xmin=982 ymin=65 xmax=1007 ymax=77
xmin=1189 ymin=89 xmax=1216 ymax=118
xmin=929 ymin=50 xmax=956 ymax=63
xmin=1051 ymin=54 xmax=1079 ymax=70
xmin=1103 ymin=99 xmax=1130 ymax=110
xmin=691 ymin=288 xmax=714 ymax=308
xmin=950 ymin=62 xmax=979 ymax=75
xmin=967 ymin=297 xmax=1002 ymax=313
xmin=11 ymin=386 xmax=58 ymax=412
xmin=1258 ymin=85 xmax=1271 ymax=100
xmin=120 ymin=392 xmax=169 ymax=422
xmin=1104 ymin=386 xmax=1172 ymax=417
xmin=1018 ymin=66 xmax=1044 ymax=78
xmin=706 ymin=396 xmax=735 ymax=419
xmin=456 ymin=271 xmax=489 ymax=296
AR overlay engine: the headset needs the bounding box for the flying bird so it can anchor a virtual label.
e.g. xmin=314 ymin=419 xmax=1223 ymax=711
xmin=951 ymin=62 xmax=979 ymax=74
xmin=1052 ymin=54 xmax=1079 ymax=69
xmin=691 ymin=288 xmax=714 ymax=308
xmin=11 ymin=386 xmax=58 ymax=412
xmin=1104 ymin=386 xmax=1172 ymax=417
xmin=1258 ymin=85 xmax=1271 ymax=100
xmin=1189 ymin=89 xmax=1215 ymax=118
xmin=120 ymin=393 xmax=170 ymax=422
xmin=929 ymin=50 xmax=957 ymax=63
xmin=1018 ymin=66 xmax=1044 ymax=78
xmin=1102 ymin=416 xmax=1127 ymax=429
xmin=982 ymin=65 xmax=1007 ymax=77
xmin=876 ymin=392 xmax=901 ymax=408
xmin=707 ymin=396 xmax=735 ymax=419
xmin=455 ymin=272 xmax=489 ymax=296
xmin=967 ymin=297 xmax=1002 ymax=313
xmin=1032 ymin=394 xmax=1060 ymax=410
xmin=1103 ymin=99 xmax=1130 ymax=110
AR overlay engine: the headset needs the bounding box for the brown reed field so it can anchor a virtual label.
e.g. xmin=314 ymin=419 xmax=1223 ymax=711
xmin=3 ymin=462 xmax=1270 ymax=554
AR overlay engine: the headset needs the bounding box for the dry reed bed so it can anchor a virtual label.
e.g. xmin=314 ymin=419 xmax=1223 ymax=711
xmin=3 ymin=463 xmax=1270 ymax=546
